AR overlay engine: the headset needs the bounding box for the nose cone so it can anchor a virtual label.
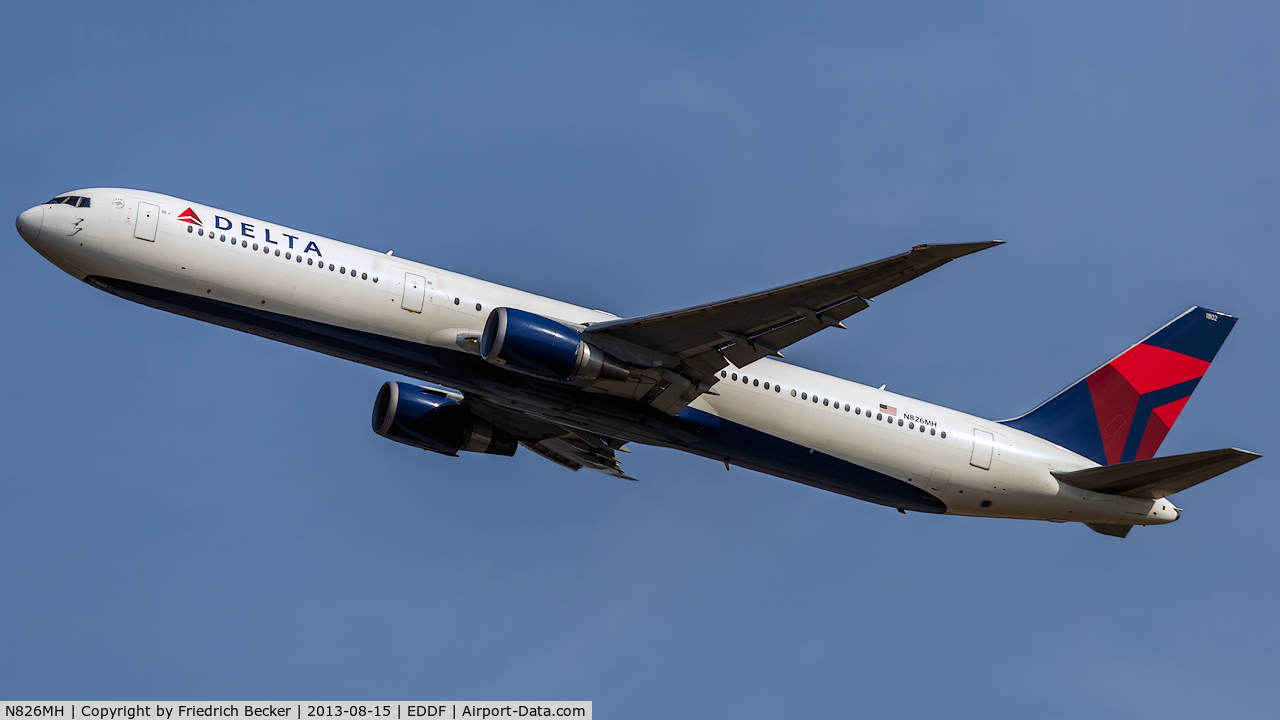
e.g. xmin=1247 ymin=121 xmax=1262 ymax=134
xmin=16 ymin=205 xmax=44 ymax=246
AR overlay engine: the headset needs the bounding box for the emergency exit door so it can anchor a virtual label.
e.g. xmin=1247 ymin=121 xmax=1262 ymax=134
xmin=971 ymin=429 xmax=994 ymax=470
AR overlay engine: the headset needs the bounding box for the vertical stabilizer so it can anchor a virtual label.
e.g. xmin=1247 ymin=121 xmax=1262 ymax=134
xmin=1002 ymin=307 xmax=1236 ymax=465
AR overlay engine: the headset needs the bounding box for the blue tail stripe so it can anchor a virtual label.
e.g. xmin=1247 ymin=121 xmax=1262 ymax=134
xmin=1003 ymin=381 xmax=1106 ymax=464
xmin=1144 ymin=307 xmax=1237 ymax=362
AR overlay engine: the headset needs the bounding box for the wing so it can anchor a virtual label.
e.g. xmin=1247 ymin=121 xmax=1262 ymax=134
xmin=582 ymin=241 xmax=1001 ymax=413
xmin=466 ymin=396 xmax=636 ymax=480
xmin=521 ymin=432 xmax=635 ymax=480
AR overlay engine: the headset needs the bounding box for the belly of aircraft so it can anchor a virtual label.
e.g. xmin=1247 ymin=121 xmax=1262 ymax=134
xmin=87 ymin=275 xmax=948 ymax=515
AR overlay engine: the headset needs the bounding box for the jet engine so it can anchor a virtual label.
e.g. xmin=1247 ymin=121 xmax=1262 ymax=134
xmin=372 ymin=381 xmax=517 ymax=457
xmin=480 ymin=307 xmax=630 ymax=382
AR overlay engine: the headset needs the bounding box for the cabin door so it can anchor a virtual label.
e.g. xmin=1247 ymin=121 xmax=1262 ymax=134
xmin=134 ymin=202 xmax=159 ymax=241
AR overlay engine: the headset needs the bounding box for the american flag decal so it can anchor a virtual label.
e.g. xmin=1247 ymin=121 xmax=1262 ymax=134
xmin=880 ymin=403 xmax=897 ymax=415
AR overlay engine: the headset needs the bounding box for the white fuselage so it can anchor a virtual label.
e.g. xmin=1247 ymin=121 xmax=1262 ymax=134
xmin=17 ymin=188 xmax=1179 ymax=528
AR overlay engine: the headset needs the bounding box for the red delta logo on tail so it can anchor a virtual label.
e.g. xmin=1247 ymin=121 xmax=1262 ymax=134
xmin=1087 ymin=341 xmax=1210 ymax=464
xmin=177 ymin=207 xmax=202 ymax=226
xmin=1003 ymin=308 xmax=1236 ymax=466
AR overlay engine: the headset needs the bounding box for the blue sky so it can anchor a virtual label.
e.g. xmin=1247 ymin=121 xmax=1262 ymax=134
xmin=1 ymin=2 xmax=1277 ymax=716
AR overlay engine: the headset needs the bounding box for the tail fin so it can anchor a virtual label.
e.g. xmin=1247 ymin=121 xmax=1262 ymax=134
xmin=1002 ymin=307 xmax=1237 ymax=465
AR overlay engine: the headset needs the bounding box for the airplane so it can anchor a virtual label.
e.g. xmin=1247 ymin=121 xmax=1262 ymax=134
xmin=15 ymin=188 xmax=1260 ymax=538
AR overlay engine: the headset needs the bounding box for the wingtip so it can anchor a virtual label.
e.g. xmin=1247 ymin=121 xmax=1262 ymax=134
xmin=910 ymin=239 xmax=1006 ymax=257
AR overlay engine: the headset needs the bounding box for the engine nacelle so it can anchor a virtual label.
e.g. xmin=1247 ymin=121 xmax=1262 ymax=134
xmin=480 ymin=307 xmax=631 ymax=382
xmin=372 ymin=381 xmax=517 ymax=457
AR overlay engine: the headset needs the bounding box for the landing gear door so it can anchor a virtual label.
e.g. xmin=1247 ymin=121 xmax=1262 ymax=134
xmin=134 ymin=202 xmax=159 ymax=242
xmin=971 ymin=429 xmax=994 ymax=470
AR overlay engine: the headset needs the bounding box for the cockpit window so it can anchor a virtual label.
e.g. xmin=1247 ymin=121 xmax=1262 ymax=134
xmin=45 ymin=196 xmax=89 ymax=207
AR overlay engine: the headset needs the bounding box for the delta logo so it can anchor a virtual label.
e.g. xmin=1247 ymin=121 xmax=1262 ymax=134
xmin=177 ymin=208 xmax=203 ymax=226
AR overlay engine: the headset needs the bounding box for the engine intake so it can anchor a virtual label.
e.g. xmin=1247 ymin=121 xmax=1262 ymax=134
xmin=480 ymin=307 xmax=630 ymax=382
xmin=372 ymin=381 xmax=517 ymax=457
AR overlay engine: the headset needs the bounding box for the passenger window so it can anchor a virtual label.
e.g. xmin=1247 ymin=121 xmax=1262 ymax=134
xmin=275 ymin=249 xmax=281 ymax=256
xmin=743 ymin=376 xmax=749 ymax=384
xmin=241 ymin=240 xmax=247 ymax=247
xmin=941 ymin=431 xmax=947 ymax=439
xmin=285 ymin=252 xmax=291 ymax=259
xmin=252 ymin=243 xmax=258 ymax=250
xmin=909 ymin=422 xmax=915 ymax=429
xmin=919 ymin=425 xmax=925 ymax=433
xmin=362 ymin=273 xmax=367 ymax=280
xmin=823 ymin=399 xmax=828 ymax=406
xmin=763 ymin=382 xmax=769 ymax=390
xmin=454 ymin=297 xmax=460 ymax=305
xmin=373 ymin=276 xmax=378 ymax=283
xmin=732 ymin=373 xmax=738 ymax=381
xmin=220 ymin=235 xmax=226 ymax=242
xmin=753 ymin=379 xmax=759 ymax=387
xmin=307 ymin=258 xmax=313 ymax=265
xmin=774 ymin=385 xmax=780 ymax=393
xmin=721 ymin=371 xmax=727 ymax=378
xmin=476 ymin=303 xmax=482 ymax=311
xmin=198 ymin=228 xmax=204 ymax=236
xmin=329 ymin=264 xmax=335 ymax=271
xmin=187 ymin=225 xmax=193 ymax=233
xmin=340 ymin=266 xmax=346 ymax=273
xmin=844 ymin=404 xmax=850 ymax=412
xmin=876 ymin=413 xmax=882 ymax=420
xmin=930 ymin=428 xmax=936 ymax=435
xmin=801 ymin=392 xmax=807 ymax=400
xmin=855 ymin=407 xmax=861 ymax=415
xmin=791 ymin=389 xmax=797 ymax=397
xmin=897 ymin=419 xmax=903 ymax=426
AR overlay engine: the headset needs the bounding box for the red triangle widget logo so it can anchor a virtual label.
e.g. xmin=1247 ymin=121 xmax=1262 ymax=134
xmin=177 ymin=207 xmax=203 ymax=225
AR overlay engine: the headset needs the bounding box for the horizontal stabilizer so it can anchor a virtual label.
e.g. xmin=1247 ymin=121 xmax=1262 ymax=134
xmin=1053 ymin=447 xmax=1260 ymax=499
